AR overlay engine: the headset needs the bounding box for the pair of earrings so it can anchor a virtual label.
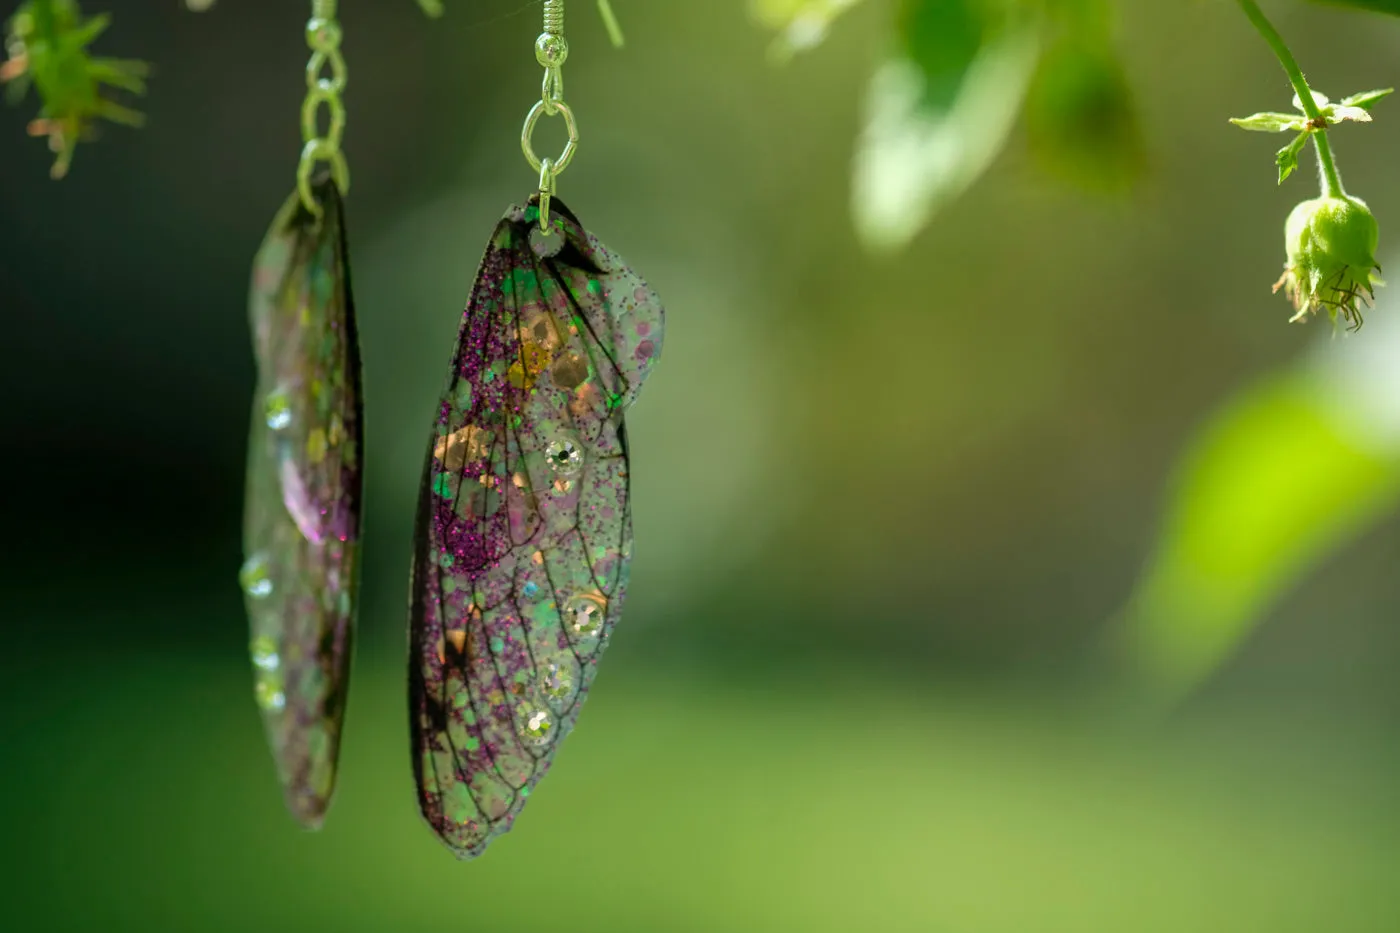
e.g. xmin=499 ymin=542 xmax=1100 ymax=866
xmin=239 ymin=0 xmax=663 ymax=859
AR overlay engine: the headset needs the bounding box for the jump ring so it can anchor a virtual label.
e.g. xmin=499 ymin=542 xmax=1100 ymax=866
xmin=306 ymin=49 xmax=347 ymax=94
xmin=521 ymin=99 xmax=578 ymax=175
xmin=297 ymin=139 xmax=350 ymax=216
xmin=302 ymin=88 xmax=346 ymax=148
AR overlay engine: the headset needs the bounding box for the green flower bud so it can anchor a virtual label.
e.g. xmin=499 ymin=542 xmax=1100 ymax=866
xmin=1274 ymin=195 xmax=1381 ymax=330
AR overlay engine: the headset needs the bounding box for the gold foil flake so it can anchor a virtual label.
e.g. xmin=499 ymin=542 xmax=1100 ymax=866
xmin=523 ymin=340 xmax=552 ymax=372
xmin=551 ymin=352 xmax=589 ymax=390
xmin=508 ymin=340 xmax=554 ymax=389
xmin=306 ymin=428 xmax=328 ymax=464
xmin=434 ymin=425 xmax=490 ymax=471
xmin=569 ymin=382 xmax=604 ymax=417
xmin=524 ymin=313 xmax=561 ymax=351
xmin=436 ymin=629 xmax=469 ymax=665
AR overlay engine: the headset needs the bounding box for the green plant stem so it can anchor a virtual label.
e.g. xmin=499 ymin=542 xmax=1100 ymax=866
xmin=1235 ymin=0 xmax=1344 ymax=197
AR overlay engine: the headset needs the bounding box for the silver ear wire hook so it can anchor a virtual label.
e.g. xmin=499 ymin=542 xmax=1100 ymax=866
xmin=521 ymin=0 xmax=578 ymax=231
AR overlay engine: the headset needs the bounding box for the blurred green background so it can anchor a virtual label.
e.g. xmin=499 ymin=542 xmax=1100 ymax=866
xmin=4 ymin=1 xmax=1400 ymax=930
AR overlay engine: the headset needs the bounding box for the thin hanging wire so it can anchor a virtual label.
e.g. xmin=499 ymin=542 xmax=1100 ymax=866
xmin=298 ymin=0 xmax=350 ymax=216
xmin=521 ymin=0 xmax=580 ymax=230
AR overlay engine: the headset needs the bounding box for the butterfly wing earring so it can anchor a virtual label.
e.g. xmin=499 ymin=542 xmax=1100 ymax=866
xmin=408 ymin=0 xmax=664 ymax=858
xmin=241 ymin=0 xmax=363 ymax=828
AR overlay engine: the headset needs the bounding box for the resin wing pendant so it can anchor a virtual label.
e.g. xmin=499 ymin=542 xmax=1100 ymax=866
xmin=241 ymin=175 xmax=364 ymax=827
xmin=409 ymin=197 xmax=663 ymax=857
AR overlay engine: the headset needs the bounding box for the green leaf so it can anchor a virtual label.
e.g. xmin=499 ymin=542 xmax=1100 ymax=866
xmin=852 ymin=1 xmax=1038 ymax=251
xmin=1275 ymin=131 xmax=1308 ymax=183
xmin=95 ymin=98 xmax=143 ymax=127
xmin=1230 ymin=111 xmax=1308 ymax=132
xmin=1309 ymin=0 xmax=1400 ymax=15
xmin=1024 ymin=33 xmax=1142 ymax=193
xmin=896 ymin=0 xmax=986 ymax=110
xmin=1291 ymin=89 xmax=1330 ymax=111
xmin=69 ymin=11 xmax=110 ymax=49
xmin=415 ymin=0 xmax=444 ymax=16
xmin=1340 ymin=87 xmax=1393 ymax=109
xmin=751 ymin=0 xmax=863 ymax=61
xmin=88 ymin=57 xmax=148 ymax=95
xmin=1114 ymin=371 xmax=1400 ymax=701
xmin=1328 ymin=104 xmax=1373 ymax=123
